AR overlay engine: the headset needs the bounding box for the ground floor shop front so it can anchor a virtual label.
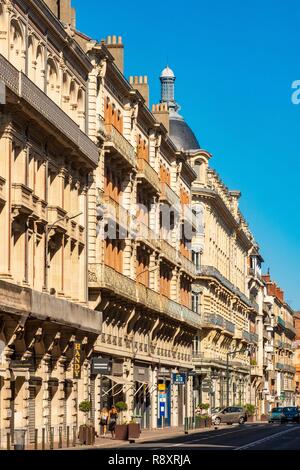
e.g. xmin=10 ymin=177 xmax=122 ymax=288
xmin=89 ymin=353 xmax=194 ymax=432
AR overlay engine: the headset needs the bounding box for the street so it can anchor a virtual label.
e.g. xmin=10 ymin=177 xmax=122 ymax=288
xmin=117 ymin=423 xmax=300 ymax=450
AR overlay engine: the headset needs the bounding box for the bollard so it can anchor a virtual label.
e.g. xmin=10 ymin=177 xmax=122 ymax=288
xmin=34 ymin=429 xmax=38 ymax=450
xmin=42 ymin=428 xmax=45 ymax=450
xmin=66 ymin=426 xmax=70 ymax=448
xmin=72 ymin=426 xmax=76 ymax=447
xmin=7 ymin=433 xmax=10 ymax=450
xmin=50 ymin=427 xmax=54 ymax=450
xmin=58 ymin=427 xmax=62 ymax=449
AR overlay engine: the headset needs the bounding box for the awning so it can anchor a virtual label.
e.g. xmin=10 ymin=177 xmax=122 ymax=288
xmin=103 ymin=375 xmax=132 ymax=386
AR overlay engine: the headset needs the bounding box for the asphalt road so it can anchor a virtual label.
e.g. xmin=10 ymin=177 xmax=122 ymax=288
xmin=121 ymin=423 xmax=300 ymax=450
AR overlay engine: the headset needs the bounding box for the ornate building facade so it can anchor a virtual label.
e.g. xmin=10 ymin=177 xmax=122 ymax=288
xmin=0 ymin=0 xmax=101 ymax=446
xmin=0 ymin=0 xmax=297 ymax=448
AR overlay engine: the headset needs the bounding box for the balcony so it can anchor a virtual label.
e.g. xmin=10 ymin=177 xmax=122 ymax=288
xmin=137 ymin=283 xmax=161 ymax=312
xmin=103 ymin=195 xmax=130 ymax=229
xmin=242 ymin=330 xmax=251 ymax=343
xmin=202 ymin=313 xmax=225 ymax=330
xmin=250 ymin=332 xmax=259 ymax=343
xmin=104 ymin=123 xmax=136 ymax=168
xmin=160 ymin=182 xmax=180 ymax=208
xmin=161 ymin=296 xmax=183 ymax=322
xmin=0 ymin=176 xmax=5 ymax=206
xmin=275 ymin=339 xmax=284 ymax=350
xmin=136 ymin=220 xmax=160 ymax=251
xmin=285 ymin=321 xmax=296 ymax=335
xmin=36 ymin=199 xmax=47 ymax=225
xmin=181 ymin=305 xmax=201 ymax=328
xmin=180 ymin=253 xmax=197 ymax=277
xmin=160 ymin=239 xmax=179 ymax=265
xmin=277 ymin=316 xmax=285 ymax=328
xmin=90 ymin=264 xmax=137 ymax=304
xmin=0 ymin=55 xmax=98 ymax=166
xmin=11 ymin=183 xmax=35 ymax=217
xmin=275 ymin=362 xmax=284 ymax=371
xmin=47 ymin=206 xmax=68 ymax=233
xmin=137 ymin=158 xmax=161 ymax=194
xmin=225 ymin=319 xmax=235 ymax=335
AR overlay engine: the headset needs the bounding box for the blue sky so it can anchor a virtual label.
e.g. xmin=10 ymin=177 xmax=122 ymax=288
xmin=73 ymin=0 xmax=300 ymax=309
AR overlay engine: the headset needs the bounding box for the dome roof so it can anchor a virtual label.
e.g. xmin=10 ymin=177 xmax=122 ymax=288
xmin=169 ymin=111 xmax=200 ymax=151
xmin=160 ymin=66 xmax=175 ymax=78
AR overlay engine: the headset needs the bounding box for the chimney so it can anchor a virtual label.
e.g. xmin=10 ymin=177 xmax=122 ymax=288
xmin=105 ymin=35 xmax=124 ymax=74
xmin=129 ymin=76 xmax=149 ymax=107
xmin=152 ymin=103 xmax=169 ymax=132
xmin=44 ymin=1 xmax=76 ymax=28
xmin=262 ymin=273 xmax=271 ymax=283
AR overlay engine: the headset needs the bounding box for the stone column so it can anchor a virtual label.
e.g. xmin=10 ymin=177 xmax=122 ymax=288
xmin=151 ymin=366 xmax=158 ymax=430
xmin=124 ymin=358 xmax=134 ymax=421
xmin=42 ymin=354 xmax=51 ymax=439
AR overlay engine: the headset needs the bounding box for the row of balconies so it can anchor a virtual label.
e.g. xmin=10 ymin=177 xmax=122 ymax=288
xmin=197 ymin=265 xmax=256 ymax=311
xmin=100 ymin=195 xmax=196 ymax=277
xmin=99 ymin=332 xmax=191 ymax=362
xmin=0 ymin=54 xmax=98 ymax=166
xmin=10 ymin=184 xmax=84 ymax=243
xmin=202 ymin=313 xmax=236 ymax=335
xmin=89 ymin=264 xmax=200 ymax=328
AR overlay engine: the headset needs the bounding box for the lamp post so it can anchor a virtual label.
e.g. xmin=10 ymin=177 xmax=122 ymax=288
xmin=44 ymin=212 xmax=82 ymax=291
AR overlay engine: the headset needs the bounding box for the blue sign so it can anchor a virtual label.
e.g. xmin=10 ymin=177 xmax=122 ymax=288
xmin=172 ymin=373 xmax=186 ymax=385
xmin=159 ymin=391 xmax=166 ymax=417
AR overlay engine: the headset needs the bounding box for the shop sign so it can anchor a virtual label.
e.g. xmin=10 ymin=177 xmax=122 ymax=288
xmin=91 ymin=358 xmax=111 ymax=375
xmin=73 ymin=341 xmax=82 ymax=379
xmin=172 ymin=373 xmax=186 ymax=385
xmin=158 ymin=383 xmax=166 ymax=391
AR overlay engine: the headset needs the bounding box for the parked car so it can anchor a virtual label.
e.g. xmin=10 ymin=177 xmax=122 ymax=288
xmin=212 ymin=406 xmax=247 ymax=425
xmin=268 ymin=407 xmax=287 ymax=423
xmin=282 ymin=407 xmax=300 ymax=423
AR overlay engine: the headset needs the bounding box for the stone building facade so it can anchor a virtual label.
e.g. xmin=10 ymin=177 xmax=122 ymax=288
xmin=0 ymin=0 xmax=101 ymax=446
xmin=262 ymin=274 xmax=296 ymax=408
xmin=0 ymin=0 xmax=297 ymax=447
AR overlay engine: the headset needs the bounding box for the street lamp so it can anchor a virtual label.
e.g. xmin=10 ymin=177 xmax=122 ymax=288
xmin=44 ymin=212 xmax=82 ymax=291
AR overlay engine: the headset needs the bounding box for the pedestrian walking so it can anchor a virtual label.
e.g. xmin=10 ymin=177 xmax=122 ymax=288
xmin=108 ymin=406 xmax=118 ymax=439
xmin=99 ymin=407 xmax=109 ymax=437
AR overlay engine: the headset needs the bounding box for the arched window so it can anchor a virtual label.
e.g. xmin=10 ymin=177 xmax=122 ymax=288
xmin=62 ymin=72 xmax=69 ymax=112
xmin=27 ymin=36 xmax=35 ymax=81
xmin=47 ymin=58 xmax=59 ymax=103
xmin=69 ymin=80 xmax=77 ymax=120
xmin=10 ymin=19 xmax=25 ymax=71
xmin=77 ymin=88 xmax=85 ymax=130
xmin=36 ymin=45 xmax=44 ymax=90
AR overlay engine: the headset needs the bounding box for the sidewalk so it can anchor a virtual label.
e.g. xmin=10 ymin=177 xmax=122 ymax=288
xmin=57 ymin=425 xmax=221 ymax=451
